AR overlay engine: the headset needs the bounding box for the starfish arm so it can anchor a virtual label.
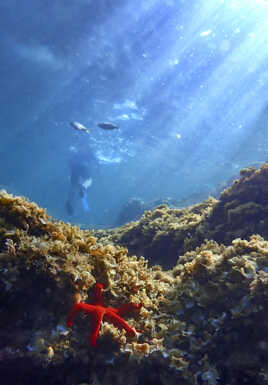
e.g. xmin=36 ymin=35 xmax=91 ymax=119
xmin=67 ymin=303 xmax=82 ymax=327
xmin=104 ymin=311 xmax=136 ymax=337
xmin=67 ymin=284 xmax=142 ymax=346
xmin=67 ymin=303 xmax=95 ymax=327
xmin=89 ymin=310 xmax=104 ymax=346
xmin=93 ymin=283 xmax=103 ymax=305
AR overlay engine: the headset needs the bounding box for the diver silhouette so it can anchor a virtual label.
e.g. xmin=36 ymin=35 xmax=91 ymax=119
xmin=66 ymin=146 xmax=96 ymax=216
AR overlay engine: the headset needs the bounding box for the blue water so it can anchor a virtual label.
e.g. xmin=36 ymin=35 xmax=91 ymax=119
xmin=0 ymin=0 xmax=268 ymax=228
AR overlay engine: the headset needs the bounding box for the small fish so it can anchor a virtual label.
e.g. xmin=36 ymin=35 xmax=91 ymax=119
xmin=97 ymin=122 xmax=119 ymax=130
xmin=70 ymin=121 xmax=90 ymax=134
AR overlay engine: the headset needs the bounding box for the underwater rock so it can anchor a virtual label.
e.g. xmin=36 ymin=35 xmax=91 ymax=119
xmin=116 ymin=197 xmax=146 ymax=225
xmin=116 ymin=197 xmax=183 ymax=226
xmin=0 ymin=190 xmax=175 ymax=384
xmin=98 ymin=163 xmax=268 ymax=269
xmin=203 ymin=163 xmax=268 ymax=244
xmin=1 ymin=179 xmax=268 ymax=384
xmin=98 ymin=198 xmax=217 ymax=268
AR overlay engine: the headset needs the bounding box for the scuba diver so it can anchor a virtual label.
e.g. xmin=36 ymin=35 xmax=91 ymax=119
xmin=66 ymin=118 xmax=119 ymax=216
xmin=65 ymin=145 xmax=97 ymax=216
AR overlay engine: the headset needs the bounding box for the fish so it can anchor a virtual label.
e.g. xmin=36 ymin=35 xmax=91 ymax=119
xmin=97 ymin=122 xmax=119 ymax=130
xmin=70 ymin=121 xmax=90 ymax=134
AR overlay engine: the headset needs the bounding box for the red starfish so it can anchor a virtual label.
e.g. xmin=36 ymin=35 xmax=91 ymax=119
xmin=67 ymin=283 xmax=142 ymax=347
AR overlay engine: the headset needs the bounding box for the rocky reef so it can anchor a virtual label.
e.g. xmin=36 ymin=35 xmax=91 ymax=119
xmin=115 ymin=197 xmax=187 ymax=226
xmin=1 ymin=163 xmax=268 ymax=385
xmin=97 ymin=164 xmax=268 ymax=268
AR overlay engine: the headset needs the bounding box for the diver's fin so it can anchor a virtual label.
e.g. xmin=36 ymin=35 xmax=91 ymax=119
xmin=82 ymin=178 xmax=92 ymax=189
xmin=81 ymin=193 xmax=90 ymax=212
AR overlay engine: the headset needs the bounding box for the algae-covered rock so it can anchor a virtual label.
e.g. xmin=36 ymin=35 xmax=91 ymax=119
xmin=203 ymin=164 xmax=268 ymax=244
xmin=0 ymin=190 xmax=176 ymax=384
xmin=1 ymin=161 xmax=268 ymax=385
xmin=97 ymin=163 xmax=268 ymax=268
xmin=168 ymin=235 xmax=268 ymax=385
xmin=97 ymin=198 xmax=217 ymax=268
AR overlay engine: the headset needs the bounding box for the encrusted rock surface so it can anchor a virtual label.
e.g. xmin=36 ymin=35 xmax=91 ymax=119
xmin=97 ymin=164 xmax=268 ymax=268
xmin=97 ymin=198 xmax=216 ymax=268
xmin=1 ymin=163 xmax=268 ymax=385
